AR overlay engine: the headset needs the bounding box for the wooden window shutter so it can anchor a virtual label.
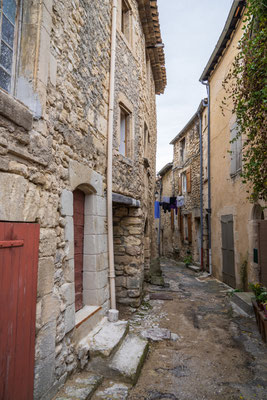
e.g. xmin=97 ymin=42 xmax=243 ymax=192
xmin=179 ymin=176 xmax=182 ymax=195
xmin=180 ymin=212 xmax=184 ymax=242
xmin=188 ymin=213 xmax=192 ymax=243
xmin=186 ymin=168 xmax=191 ymax=193
xmin=171 ymin=209 xmax=174 ymax=231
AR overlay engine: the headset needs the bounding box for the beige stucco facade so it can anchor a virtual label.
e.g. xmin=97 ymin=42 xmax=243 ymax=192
xmin=206 ymin=12 xmax=266 ymax=288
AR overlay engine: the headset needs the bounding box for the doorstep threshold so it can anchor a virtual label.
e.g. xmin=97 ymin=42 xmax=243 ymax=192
xmin=75 ymin=305 xmax=102 ymax=329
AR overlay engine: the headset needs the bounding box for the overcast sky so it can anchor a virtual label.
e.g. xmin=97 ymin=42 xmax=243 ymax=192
xmin=156 ymin=0 xmax=234 ymax=172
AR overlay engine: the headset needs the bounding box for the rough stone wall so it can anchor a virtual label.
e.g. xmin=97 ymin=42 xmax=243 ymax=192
xmin=159 ymin=168 xmax=174 ymax=257
xmin=112 ymin=0 xmax=158 ymax=306
xmin=113 ymin=206 xmax=144 ymax=307
xmin=172 ymin=118 xmax=201 ymax=263
xmin=0 ymin=1 xmax=111 ymax=399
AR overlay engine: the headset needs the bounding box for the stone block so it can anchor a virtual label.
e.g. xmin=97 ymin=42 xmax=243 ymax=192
xmin=122 ymin=217 xmax=141 ymax=226
xmin=84 ymin=195 xmax=106 ymax=217
xmin=83 ymin=286 xmax=109 ymax=306
xmin=61 ymin=283 xmax=75 ymax=306
xmin=84 ymin=215 xmax=106 ymax=235
xmin=37 ymin=257 xmax=54 ymax=297
xmin=84 ymin=234 xmax=108 ymax=255
xmin=41 ymin=294 xmax=60 ymax=326
xmin=0 ymin=173 xmax=28 ymax=221
xmin=39 ymin=229 xmax=57 ymax=257
xmin=128 ymin=289 xmax=141 ymax=298
xmin=127 ymin=276 xmax=141 ymax=289
xmin=38 ymin=26 xmax=50 ymax=86
xmin=64 ymin=216 xmax=74 ymax=242
xmin=83 ymin=234 xmax=97 ymax=255
xmin=34 ymin=353 xmax=55 ymax=400
xmin=115 ymin=276 xmax=127 ymax=288
xmin=35 ymin=320 xmax=56 ymax=360
xmin=49 ymin=53 xmax=57 ymax=86
xmin=64 ymin=258 xmax=74 ymax=282
xmin=83 ymin=254 xmax=97 ymax=272
xmin=69 ymin=160 xmax=103 ymax=196
xmin=65 ymin=303 xmax=75 ymax=333
xmin=0 ymin=90 xmax=33 ymax=131
xmin=60 ymin=189 xmax=73 ymax=216
xmin=83 ymin=270 xmax=108 ymax=290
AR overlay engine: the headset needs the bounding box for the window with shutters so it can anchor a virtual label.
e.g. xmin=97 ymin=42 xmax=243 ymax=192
xmin=230 ymin=122 xmax=242 ymax=177
xmin=183 ymin=213 xmax=192 ymax=243
xmin=186 ymin=168 xmax=191 ymax=193
xmin=184 ymin=215 xmax=188 ymax=241
xmin=0 ymin=0 xmax=20 ymax=94
xmin=182 ymin=172 xmax=187 ymax=193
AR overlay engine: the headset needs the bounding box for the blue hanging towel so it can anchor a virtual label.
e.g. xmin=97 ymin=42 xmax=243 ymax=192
xmin=154 ymin=201 xmax=160 ymax=219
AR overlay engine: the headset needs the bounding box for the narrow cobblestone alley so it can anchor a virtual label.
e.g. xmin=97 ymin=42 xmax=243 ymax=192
xmin=123 ymin=258 xmax=267 ymax=400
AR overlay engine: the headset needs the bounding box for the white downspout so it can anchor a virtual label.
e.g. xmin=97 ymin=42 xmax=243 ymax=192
xmin=107 ymin=0 xmax=117 ymax=313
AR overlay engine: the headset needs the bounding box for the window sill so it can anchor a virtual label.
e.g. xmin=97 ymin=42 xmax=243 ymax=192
xmin=230 ymin=170 xmax=242 ymax=179
xmin=116 ymin=152 xmax=134 ymax=167
xmin=0 ymin=89 xmax=33 ymax=131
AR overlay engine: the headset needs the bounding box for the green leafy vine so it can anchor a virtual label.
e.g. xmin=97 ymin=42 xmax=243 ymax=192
xmin=222 ymin=0 xmax=267 ymax=201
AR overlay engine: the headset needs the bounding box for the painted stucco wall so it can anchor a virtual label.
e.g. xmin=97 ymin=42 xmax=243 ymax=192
xmin=208 ymin=16 xmax=264 ymax=287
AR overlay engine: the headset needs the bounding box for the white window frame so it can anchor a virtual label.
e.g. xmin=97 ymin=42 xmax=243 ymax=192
xmin=0 ymin=0 xmax=21 ymax=95
xmin=182 ymin=172 xmax=187 ymax=193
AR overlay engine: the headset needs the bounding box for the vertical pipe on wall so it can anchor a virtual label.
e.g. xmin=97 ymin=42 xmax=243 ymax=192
xmin=198 ymin=108 xmax=204 ymax=270
xmin=201 ymin=80 xmax=212 ymax=275
xmin=107 ymin=0 xmax=117 ymax=311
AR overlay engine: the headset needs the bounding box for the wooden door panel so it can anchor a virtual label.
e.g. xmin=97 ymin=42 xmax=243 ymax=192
xmin=73 ymin=189 xmax=85 ymax=312
xmin=221 ymin=215 xmax=236 ymax=288
xmin=0 ymin=222 xmax=39 ymax=400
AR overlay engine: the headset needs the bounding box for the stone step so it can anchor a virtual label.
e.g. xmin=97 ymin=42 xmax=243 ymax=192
xmin=231 ymin=291 xmax=254 ymax=316
xmin=91 ymin=380 xmax=130 ymax=400
xmin=109 ymin=334 xmax=149 ymax=384
xmin=53 ymin=372 xmax=103 ymax=400
xmin=87 ymin=318 xmax=129 ymax=357
xmin=187 ymin=264 xmax=201 ymax=273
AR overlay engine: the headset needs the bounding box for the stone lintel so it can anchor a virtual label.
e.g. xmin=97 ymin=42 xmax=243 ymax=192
xmin=112 ymin=193 xmax=140 ymax=208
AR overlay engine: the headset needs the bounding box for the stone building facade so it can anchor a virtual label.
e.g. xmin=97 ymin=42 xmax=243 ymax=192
xmin=157 ymin=163 xmax=173 ymax=257
xmin=156 ymin=107 xmax=205 ymax=264
xmin=0 ymin=1 xmax=166 ymax=399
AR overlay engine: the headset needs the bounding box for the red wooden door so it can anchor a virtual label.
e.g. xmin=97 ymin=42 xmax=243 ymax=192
xmin=73 ymin=189 xmax=85 ymax=311
xmin=0 ymin=222 xmax=40 ymax=400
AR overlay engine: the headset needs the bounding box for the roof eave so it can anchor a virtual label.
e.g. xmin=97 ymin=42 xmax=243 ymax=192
xmin=199 ymin=0 xmax=246 ymax=82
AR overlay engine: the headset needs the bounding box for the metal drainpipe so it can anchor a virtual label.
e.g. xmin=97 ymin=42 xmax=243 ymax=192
xmin=197 ymin=109 xmax=204 ymax=270
xmin=107 ymin=0 xmax=117 ymax=311
xmin=201 ymin=80 xmax=212 ymax=275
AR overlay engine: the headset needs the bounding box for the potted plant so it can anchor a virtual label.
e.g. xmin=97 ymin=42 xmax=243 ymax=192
xmin=183 ymin=254 xmax=193 ymax=268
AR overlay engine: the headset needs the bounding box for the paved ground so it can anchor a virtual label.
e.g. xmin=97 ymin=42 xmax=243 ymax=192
xmin=120 ymin=258 xmax=267 ymax=400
